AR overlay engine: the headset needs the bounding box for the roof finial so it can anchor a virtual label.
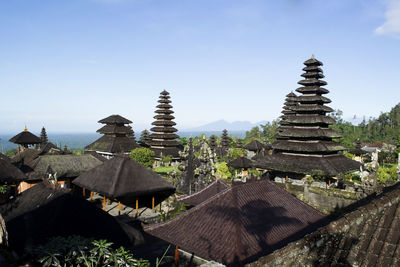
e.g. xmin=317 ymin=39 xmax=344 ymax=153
xmin=24 ymin=125 xmax=28 ymax=132
xmin=311 ymin=54 xmax=315 ymax=59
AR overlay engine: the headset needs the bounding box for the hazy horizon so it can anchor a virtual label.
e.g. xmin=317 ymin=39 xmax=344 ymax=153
xmin=1 ymin=0 xmax=399 ymax=133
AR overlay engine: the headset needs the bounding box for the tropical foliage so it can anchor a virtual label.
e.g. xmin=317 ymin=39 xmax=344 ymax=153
xmin=129 ymin=147 xmax=155 ymax=168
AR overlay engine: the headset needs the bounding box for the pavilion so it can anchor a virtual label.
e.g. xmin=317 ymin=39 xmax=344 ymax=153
xmin=9 ymin=126 xmax=41 ymax=152
xmin=73 ymin=156 xmax=175 ymax=214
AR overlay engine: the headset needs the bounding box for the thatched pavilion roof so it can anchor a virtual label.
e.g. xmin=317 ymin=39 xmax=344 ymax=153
xmin=227 ymin=156 xmax=253 ymax=169
xmin=145 ymin=179 xmax=324 ymax=266
xmin=26 ymin=154 xmax=103 ymax=180
xmin=73 ymin=156 xmax=175 ymax=205
xmin=0 ymin=182 xmax=141 ymax=254
xmin=9 ymin=128 xmax=41 ymax=145
xmin=244 ymin=140 xmax=265 ymax=152
xmin=179 ymin=180 xmax=229 ymax=206
xmin=0 ymin=158 xmax=26 ymax=183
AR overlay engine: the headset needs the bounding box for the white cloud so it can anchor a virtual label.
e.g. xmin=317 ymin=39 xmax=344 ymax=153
xmin=375 ymin=0 xmax=400 ymax=38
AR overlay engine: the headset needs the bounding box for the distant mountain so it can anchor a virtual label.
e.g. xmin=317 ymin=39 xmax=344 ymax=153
xmin=185 ymin=119 xmax=267 ymax=132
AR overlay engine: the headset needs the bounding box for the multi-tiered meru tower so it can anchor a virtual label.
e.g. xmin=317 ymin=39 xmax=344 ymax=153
xmin=255 ymin=56 xmax=360 ymax=177
xmin=85 ymin=114 xmax=139 ymax=158
xmin=149 ymin=90 xmax=180 ymax=159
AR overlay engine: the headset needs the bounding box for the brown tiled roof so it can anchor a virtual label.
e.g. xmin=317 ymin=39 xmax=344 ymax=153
xmin=145 ymin=179 xmax=324 ymax=266
xmin=248 ymin=183 xmax=400 ymax=267
xmin=179 ymin=180 xmax=229 ymax=206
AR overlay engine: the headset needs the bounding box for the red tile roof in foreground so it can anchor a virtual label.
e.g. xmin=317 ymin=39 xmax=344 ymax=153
xmin=145 ymin=178 xmax=325 ymax=266
xmin=247 ymin=183 xmax=400 ymax=267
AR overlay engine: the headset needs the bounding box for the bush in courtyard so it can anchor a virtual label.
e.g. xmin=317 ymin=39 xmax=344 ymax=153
xmin=216 ymin=162 xmax=232 ymax=179
xmin=130 ymin=148 xmax=155 ymax=168
xmin=377 ymin=165 xmax=397 ymax=184
xmin=30 ymin=236 xmax=149 ymax=267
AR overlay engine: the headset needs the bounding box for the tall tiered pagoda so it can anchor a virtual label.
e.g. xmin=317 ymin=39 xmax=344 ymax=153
xmin=85 ymin=114 xmax=139 ymax=158
xmin=255 ymin=56 xmax=360 ymax=177
xmin=149 ymin=90 xmax=180 ymax=159
xmin=280 ymin=92 xmax=298 ymax=124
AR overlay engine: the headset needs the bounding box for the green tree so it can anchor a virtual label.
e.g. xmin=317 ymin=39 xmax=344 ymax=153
xmin=216 ymin=162 xmax=232 ymax=179
xmin=130 ymin=147 xmax=155 ymax=168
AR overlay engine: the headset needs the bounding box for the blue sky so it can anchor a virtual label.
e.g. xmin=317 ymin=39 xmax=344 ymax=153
xmin=1 ymin=0 xmax=399 ymax=133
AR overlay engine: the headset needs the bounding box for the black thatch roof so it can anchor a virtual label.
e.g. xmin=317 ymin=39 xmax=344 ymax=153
xmin=26 ymin=154 xmax=103 ymax=180
xmin=98 ymin=114 xmax=132 ymax=124
xmin=85 ymin=135 xmax=139 ymax=153
xmin=244 ymin=140 xmax=265 ymax=152
xmin=227 ymin=156 xmax=253 ymax=169
xmin=145 ymin=179 xmax=324 ymax=266
xmin=0 ymin=182 xmax=141 ymax=254
xmin=268 ymin=56 xmax=359 ymax=176
xmin=11 ymin=149 xmax=41 ymax=166
xmin=254 ymin=153 xmax=361 ymax=177
xmin=73 ymin=157 xmax=175 ymax=205
xmin=0 ymin=158 xmax=26 ymax=183
xmin=39 ymin=142 xmax=64 ymax=155
xmin=96 ymin=124 xmax=133 ymax=135
xmin=9 ymin=129 xmax=41 ymax=145
xmin=0 ymin=153 xmax=11 ymax=163
xmin=180 ymin=180 xmax=229 ymax=206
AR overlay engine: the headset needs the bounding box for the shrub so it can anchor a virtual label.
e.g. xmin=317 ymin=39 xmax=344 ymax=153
xmin=377 ymin=165 xmax=397 ymax=184
xmin=30 ymin=236 xmax=149 ymax=267
xmin=216 ymin=162 xmax=232 ymax=179
xmin=130 ymin=148 xmax=155 ymax=168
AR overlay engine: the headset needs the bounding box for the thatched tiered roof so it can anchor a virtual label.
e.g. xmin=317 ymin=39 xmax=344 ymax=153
xmin=0 ymin=182 xmax=140 ymax=254
xmin=73 ymin=156 xmax=175 ymax=207
xmin=209 ymin=135 xmax=218 ymax=151
xmin=149 ymin=90 xmax=180 ymax=159
xmin=220 ymin=129 xmax=229 ymax=149
xmin=255 ymin=57 xmax=360 ymax=176
xmin=9 ymin=127 xmax=41 ymax=147
xmin=145 ymin=179 xmax=324 ymax=266
xmin=280 ymin=92 xmax=298 ymax=125
xmin=85 ymin=114 xmax=139 ymax=154
xmin=350 ymin=139 xmax=367 ymax=156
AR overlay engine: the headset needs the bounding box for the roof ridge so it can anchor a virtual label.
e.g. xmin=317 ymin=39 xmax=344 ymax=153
xmin=145 ymin=185 xmax=232 ymax=231
xmin=179 ymin=179 xmax=227 ymax=201
xmin=108 ymin=157 xmax=126 ymax=197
